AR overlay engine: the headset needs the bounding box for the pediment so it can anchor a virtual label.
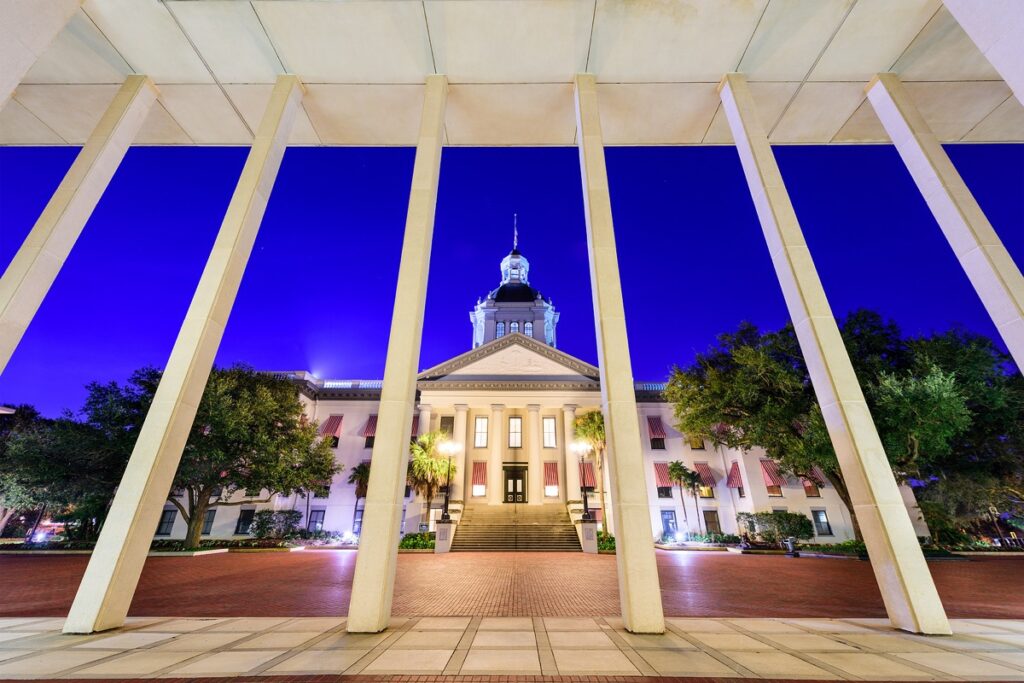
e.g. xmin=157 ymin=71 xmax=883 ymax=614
xmin=418 ymin=334 xmax=600 ymax=383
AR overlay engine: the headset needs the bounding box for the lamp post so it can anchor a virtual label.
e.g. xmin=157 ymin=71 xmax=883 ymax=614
xmin=571 ymin=440 xmax=593 ymax=521
xmin=438 ymin=439 xmax=459 ymax=522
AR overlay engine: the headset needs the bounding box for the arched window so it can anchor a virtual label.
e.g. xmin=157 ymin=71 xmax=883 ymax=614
xmin=524 ymin=321 xmax=533 ymax=338
xmin=510 ymin=321 xmax=520 ymax=334
xmin=496 ymin=322 xmax=505 ymax=338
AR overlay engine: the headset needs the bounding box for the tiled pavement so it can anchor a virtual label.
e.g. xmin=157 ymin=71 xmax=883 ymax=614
xmin=1 ymin=616 xmax=1023 ymax=680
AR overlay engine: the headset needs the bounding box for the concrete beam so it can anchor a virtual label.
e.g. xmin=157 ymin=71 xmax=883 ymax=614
xmin=867 ymin=73 xmax=1024 ymax=370
xmin=0 ymin=0 xmax=79 ymax=108
xmin=346 ymin=75 xmax=447 ymax=634
xmin=574 ymin=73 xmax=665 ymax=635
xmin=718 ymin=72 xmax=950 ymax=635
xmin=62 ymin=75 xmax=303 ymax=634
xmin=0 ymin=75 xmax=156 ymax=375
xmin=943 ymin=0 xmax=1024 ymax=107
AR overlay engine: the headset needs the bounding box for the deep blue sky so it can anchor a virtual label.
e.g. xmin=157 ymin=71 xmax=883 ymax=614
xmin=0 ymin=144 xmax=1021 ymax=416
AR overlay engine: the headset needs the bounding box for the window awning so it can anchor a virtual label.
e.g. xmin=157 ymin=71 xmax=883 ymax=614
xmin=760 ymin=459 xmax=786 ymax=487
xmin=693 ymin=462 xmax=716 ymax=487
xmin=654 ymin=462 xmax=672 ymax=487
xmin=318 ymin=414 xmax=343 ymax=437
xmin=544 ymin=462 xmax=559 ymax=487
xmin=361 ymin=415 xmax=378 ymax=437
xmin=804 ymin=466 xmax=828 ymax=486
xmin=647 ymin=416 xmax=667 ymax=438
xmin=472 ymin=461 xmax=487 ymax=486
xmin=726 ymin=461 xmax=744 ymax=488
xmin=580 ymin=461 xmax=597 ymax=488
xmin=410 ymin=415 xmax=419 ymax=438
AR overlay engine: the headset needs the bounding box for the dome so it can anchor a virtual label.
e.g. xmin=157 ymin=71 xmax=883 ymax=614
xmin=492 ymin=283 xmax=541 ymax=303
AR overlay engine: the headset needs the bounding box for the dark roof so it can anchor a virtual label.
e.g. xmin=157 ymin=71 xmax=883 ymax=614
xmin=491 ymin=283 xmax=541 ymax=302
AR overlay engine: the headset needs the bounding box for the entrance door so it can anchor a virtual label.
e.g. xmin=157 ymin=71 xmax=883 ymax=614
xmin=503 ymin=466 xmax=527 ymax=504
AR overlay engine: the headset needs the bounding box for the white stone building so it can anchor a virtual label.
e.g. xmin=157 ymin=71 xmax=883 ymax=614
xmin=156 ymin=244 xmax=929 ymax=547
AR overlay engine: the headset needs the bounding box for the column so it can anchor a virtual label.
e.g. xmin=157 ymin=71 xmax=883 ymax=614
xmin=0 ymin=75 xmax=156 ymax=375
xmin=488 ymin=404 xmax=505 ymax=505
xmin=943 ymin=1 xmax=1024 ymax=107
xmin=562 ymin=405 xmax=578 ymax=501
xmin=719 ymin=72 xmax=950 ymax=635
xmin=452 ymin=404 xmax=468 ymax=502
xmin=418 ymin=404 xmax=432 ymax=437
xmin=574 ymin=74 xmax=665 ymax=635
xmin=63 ymin=75 xmax=303 ymax=635
xmin=346 ymin=75 xmax=447 ymax=634
xmin=526 ymin=405 xmax=542 ymax=504
xmin=866 ymin=73 xmax=1024 ymax=370
xmin=1 ymin=0 xmax=79 ymax=107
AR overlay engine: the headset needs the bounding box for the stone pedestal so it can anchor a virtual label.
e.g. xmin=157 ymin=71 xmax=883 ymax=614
xmin=580 ymin=520 xmax=598 ymax=554
xmin=434 ymin=521 xmax=455 ymax=554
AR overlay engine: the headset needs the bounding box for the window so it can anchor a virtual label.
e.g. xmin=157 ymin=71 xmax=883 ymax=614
xmin=510 ymin=321 xmax=519 ymax=334
xmin=542 ymin=416 xmax=557 ymax=448
xmin=474 ymin=416 xmax=488 ymax=448
xmin=201 ymin=508 xmax=216 ymax=535
xmin=767 ymin=484 xmax=783 ymax=497
xmin=688 ymin=435 xmax=705 ymax=450
xmin=508 ymin=416 xmax=522 ymax=448
xmin=156 ymin=509 xmax=176 ymax=536
xmin=399 ymin=507 xmax=406 ymax=534
xmin=364 ymin=435 xmax=375 ymax=449
xmin=524 ymin=321 xmax=533 ymax=337
xmin=353 ymin=507 xmax=364 ymax=535
xmin=496 ymin=322 xmax=506 ymax=338
xmin=328 ymin=435 xmax=339 ymax=448
xmin=440 ymin=415 xmax=455 ymax=437
xmin=404 ymin=484 xmax=411 ymax=498
xmin=657 ymin=486 xmax=673 ymax=499
xmin=650 ymin=437 xmax=666 ymax=450
xmin=803 ymin=480 xmax=821 ymax=497
xmin=235 ymin=508 xmax=255 ymax=535
xmin=812 ymin=509 xmax=833 ymax=536
xmin=699 ymin=485 xmax=715 ymax=499
xmin=307 ymin=509 xmax=325 ymax=532
xmin=703 ymin=510 xmax=722 ymax=534
xmin=660 ymin=510 xmax=678 ymax=537
xmin=737 ymin=486 xmax=745 ymax=498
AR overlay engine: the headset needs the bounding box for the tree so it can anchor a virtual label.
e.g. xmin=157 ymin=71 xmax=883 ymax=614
xmin=407 ymin=431 xmax=454 ymax=528
xmin=348 ymin=461 xmax=371 ymax=532
xmin=667 ymin=460 xmax=703 ymax=534
xmin=574 ymin=411 xmax=608 ymax=525
xmin=0 ymin=406 xmax=43 ymax=534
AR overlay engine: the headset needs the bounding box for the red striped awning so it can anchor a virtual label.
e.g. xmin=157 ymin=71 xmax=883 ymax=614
xmin=472 ymin=461 xmax=487 ymax=486
xmin=726 ymin=461 xmax=744 ymax=488
xmin=580 ymin=461 xmax=597 ymax=488
xmin=654 ymin=462 xmax=672 ymax=487
xmin=760 ymin=459 xmax=786 ymax=487
xmin=647 ymin=416 xmax=667 ymax=438
xmin=544 ymin=462 xmax=559 ymax=487
xmin=805 ymin=466 xmax=828 ymax=486
xmin=318 ymin=414 xmax=343 ymax=437
xmin=410 ymin=415 xmax=419 ymax=437
xmin=361 ymin=415 xmax=378 ymax=437
xmin=693 ymin=462 xmax=716 ymax=488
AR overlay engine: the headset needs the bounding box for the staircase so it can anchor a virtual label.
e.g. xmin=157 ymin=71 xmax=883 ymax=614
xmin=451 ymin=504 xmax=582 ymax=552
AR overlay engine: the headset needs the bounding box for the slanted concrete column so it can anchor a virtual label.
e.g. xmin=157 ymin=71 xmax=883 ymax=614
xmin=562 ymin=404 xmax=578 ymax=501
xmin=488 ymin=404 xmax=505 ymax=505
xmin=866 ymin=73 xmax=1024 ymax=370
xmin=63 ymin=75 xmax=303 ymax=635
xmin=0 ymin=75 xmax=156 ymax=375
xmin=574 ymin=73 xmax=665 ymax=635
xmin=719 ymin=72 xmax=950 ymax=635
xmin=345 ymin=75 xmax=447 ymax=634
xmin=526 ymin=404 xmax=542 ymax=504
xmin=452 ymin=404 xmax=468 ymax=501
xmin=943 ymin=1 xmax=1024 ymax=107
xmin=418 ymin=404 xmax=432 ymax=437
xmin=1 ymin=0 xmax=80 ymax=107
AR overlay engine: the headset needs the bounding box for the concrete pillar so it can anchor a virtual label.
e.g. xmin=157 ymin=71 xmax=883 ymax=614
xmin=866 ymin=73 xmax=1024 ymax=370
xmin=0 ymin=0 xmax=80 ymax=107
xmin=563 ymin=405 xmax=580 ymax=501
xmin=418 ymin=404 xmax=432 ymax=437
xmin=488 ymin=404 xmax=505 ymax=505
xmin=0 ymin=75 xmax=156 ymax=375
xmin=345 ymin=75 xmax=447 ymax=634
xmin=526 ymin=404 xmax=542 ymax=504
xmin=452 ymin=404 xmax=468 ymax=502
xmin=943 ymin=1 xmax=1024 ymax=107
xmin=62 ymin=75 xmax=303 ymax=635
xmin=718 ymin=72 xmax=950 ymax=635
xmin=574 ymin=74 xmax=665 ymax=635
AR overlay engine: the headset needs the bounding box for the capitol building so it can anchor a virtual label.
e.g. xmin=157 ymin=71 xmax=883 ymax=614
xmin=157 ymin=242 xmax=929 ymax=548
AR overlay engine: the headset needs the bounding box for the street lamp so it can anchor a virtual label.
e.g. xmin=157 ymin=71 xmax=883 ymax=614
xmin=571 ymin=440 xmax=593 ymax=521
xmin=438 ymin=439 xmax=459 ymax=522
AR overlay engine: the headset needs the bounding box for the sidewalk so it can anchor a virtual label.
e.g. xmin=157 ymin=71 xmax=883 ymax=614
xmin=1 ymin=615 xmax=1022 ymax=679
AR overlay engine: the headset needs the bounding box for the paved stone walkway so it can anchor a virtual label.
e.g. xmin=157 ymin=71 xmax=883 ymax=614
xmin=1 ymin=615 xmax=1023 ymax=679
xmin=1 ymin=551 xmax=1022 ymax=619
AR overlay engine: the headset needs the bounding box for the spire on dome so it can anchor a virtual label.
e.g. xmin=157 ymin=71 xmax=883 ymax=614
xmin=513 ymin=213 xmax=519 ymax=251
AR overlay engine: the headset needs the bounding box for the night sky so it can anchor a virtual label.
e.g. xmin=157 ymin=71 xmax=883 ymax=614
xmin=0 ymin=144 xmax=1021 ymax=417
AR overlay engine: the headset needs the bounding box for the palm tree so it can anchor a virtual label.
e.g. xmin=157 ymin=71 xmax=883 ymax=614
xmin=407 ymin=431 xmax=455 ymax=530
xmin=574 ymin=411 xmax=608 ymax=526
xmin=347 ymin=462 xmax=371 ymax=533
xmin=668 ymin=461 xmax=704 ymax=535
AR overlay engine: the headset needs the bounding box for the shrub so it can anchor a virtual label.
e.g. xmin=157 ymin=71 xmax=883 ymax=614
xmin=250 ymin=510 xmax=303 ymax=539
xmin=736 ymin=511 xmax=814 ymax=546
xmin=597 ymin=531 xmax=616 ymax=552
xmin=398 ymin=532 xmax=434 ymax=549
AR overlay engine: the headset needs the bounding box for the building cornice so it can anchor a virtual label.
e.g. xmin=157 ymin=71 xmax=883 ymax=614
xmin=417 ymin=333 xmax=601 ymax=381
